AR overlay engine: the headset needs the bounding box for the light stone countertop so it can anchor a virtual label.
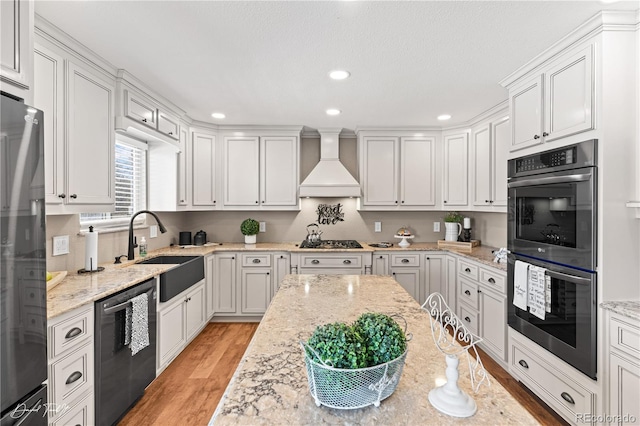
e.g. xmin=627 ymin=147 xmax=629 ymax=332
xmin=600 ymin=301 xmax=640 ymax=321
xmin=47 ymin=242 xmax=505 ymax=319
xmin=210 ymin=274 xmax=538 ymax=425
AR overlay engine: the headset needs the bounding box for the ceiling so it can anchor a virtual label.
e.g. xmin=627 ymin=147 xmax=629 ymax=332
xmin=34 ymin=1 xmax=638 ymax=132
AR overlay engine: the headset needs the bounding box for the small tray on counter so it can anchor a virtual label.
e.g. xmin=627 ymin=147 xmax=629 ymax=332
xmin=437 ymin=240 xmax=480 ymax=252
xmin=46 ymin=271 xmax=67 ymax=291
xmin=368 ymin=242 xmax=394 ymax=248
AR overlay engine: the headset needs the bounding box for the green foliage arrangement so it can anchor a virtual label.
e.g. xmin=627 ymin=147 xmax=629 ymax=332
xmin=240 ymin=218 xmax=260 ymax=236
xmin=444 ymin=211 xmax=464 ymax=223
xmin=306 ymin=313 xmax=406 ymax=369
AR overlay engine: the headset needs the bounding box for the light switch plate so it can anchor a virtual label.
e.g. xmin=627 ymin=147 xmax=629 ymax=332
xmin=433 ymin=222 xmax=440 ymax=232
xmin=149 ymin=225 xmax=158 ymax=238
xmin=374 ymin=222 xmax=382 ymax=233
xmin=259 ymin=221 xmax=266 ymax=233
xmin=52 ymin=235 xmax=69 ymax=256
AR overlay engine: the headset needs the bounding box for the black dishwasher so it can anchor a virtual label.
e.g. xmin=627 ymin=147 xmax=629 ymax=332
xmin=95 ymin=278 xmax=157 ymax=426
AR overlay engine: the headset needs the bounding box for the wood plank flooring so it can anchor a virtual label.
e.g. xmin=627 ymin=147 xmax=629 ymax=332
xmin=119 ymin=322 xmax=567 ymax=425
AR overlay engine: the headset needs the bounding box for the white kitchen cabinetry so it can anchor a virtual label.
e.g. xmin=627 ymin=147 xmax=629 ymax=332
xmin=212 ymin=253 xmax=237 ymax=314
xmin=508 ymin=44 xmax=594 ymax=151
xmin=157 ymin=281 xmax=206 ymax=373
xmin=223 ymin=134 xmax=300 ymax=210
xmin=442 ymin=132 xmax=469 ymax=207
xmin=358 ymin=133 xmax=437 ymax=210
xmin=177 ymin=123 xmax=190 ymax=207
xmin=372 ymin=253 xmax=389 ymax=275
xmin=240 ymin=254 xmax=273 ymax=315
xmin=0 ymin=0 xmax=33 ymax=103
xmin=33 ymin=37 xmax=115 ymax=214
xmin=291 ymin=252 xmax=370 ymax=275
xmin=272 ymin=252 xmax=290 ymax=294
xmin=457 ymin=258 xmax=507 ymax=366
xmin=606 ymin=312 xmax=640 ymax=425
xmin=471 ymin=113 xmax=510 ymax=210
xmin=424 ymin=254 xmax=446 ymax=305
xmin=389 ymin=253 xmax=422 ymax=302
xmin=445 ymin=255 xmax=457 ymax=310
xmin=47 ymin=305 xmax=95 ymax=425
xmin=205 ymin=254 xmax=215 ymax=319
xmin=191 ymin=128 xmax=218 ymax=208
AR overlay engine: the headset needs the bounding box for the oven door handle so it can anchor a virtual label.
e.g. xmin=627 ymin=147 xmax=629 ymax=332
xmin=545 ymin=270 xmax=592 ymax=286
xmin=508 ymin=173 xmax=591 ymax=188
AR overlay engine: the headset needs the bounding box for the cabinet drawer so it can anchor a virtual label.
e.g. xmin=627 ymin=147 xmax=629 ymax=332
xmin=458 ymin=260 xmax=479 ymax=281
xmin=242 ymin=254 xmax=271 ymax=267
xmin=479 ymin=268 xmax=506 ymax=293
xmin=458 ymin=304 xmax=479 ymax=335
xmin=610 ymin=317 xmax=640 ymax=360
xmin=51 ymin=392 xmax=94 ymax=426
xmin=158 ymin=111 xmax=179 ymax=139
xmin=300 ymin=255 xmax=362 ymax=268
xmin=49 ymin=306 xmax=94 ymax=359
xmin=512 ymin=345 xmax=593 ymax=419
xmin=50 ymin=342 xmax=93 ymax=414
xmin=458 ymin=278 xmax=479 ymax=310
xmin=390 ymin=254 xmax=420 ymax=267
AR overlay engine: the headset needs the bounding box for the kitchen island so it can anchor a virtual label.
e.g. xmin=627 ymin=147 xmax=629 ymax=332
xmin=210 ymin=274 xmax=537 ymax=425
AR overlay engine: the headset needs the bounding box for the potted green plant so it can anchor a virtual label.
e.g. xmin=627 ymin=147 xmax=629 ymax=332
xmin=240 ymin=218 xmax=260 ymax=244
xmin=443 ymin=211 xmax=463 ymax=242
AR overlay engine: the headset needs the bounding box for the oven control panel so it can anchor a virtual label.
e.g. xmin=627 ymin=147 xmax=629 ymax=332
xmin=515 ymin=146 xmax=577 ymax=173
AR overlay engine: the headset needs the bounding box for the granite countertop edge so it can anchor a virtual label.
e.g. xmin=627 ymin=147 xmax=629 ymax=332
xmin=600 ymin=301 xmax=640 ymax=321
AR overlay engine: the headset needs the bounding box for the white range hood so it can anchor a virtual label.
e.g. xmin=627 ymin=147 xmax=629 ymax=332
xmin=299 ymin=129 xmax=361 ymax=198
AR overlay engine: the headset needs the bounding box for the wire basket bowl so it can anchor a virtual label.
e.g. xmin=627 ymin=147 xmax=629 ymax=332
xmin=300 ymin=342 xmax=408 ymax=410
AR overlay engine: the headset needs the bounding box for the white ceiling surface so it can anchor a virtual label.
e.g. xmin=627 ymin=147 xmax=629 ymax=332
xmin=35 ymin=1 xmax=638 ymax=131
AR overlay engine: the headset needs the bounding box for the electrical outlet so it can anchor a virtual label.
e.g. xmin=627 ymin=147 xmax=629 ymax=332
xmin=52 ymin=235 xmax=69 ymax=256
xmin=374 ymin=222 xmax=382 ymax=233
xmin=149 ymin=225 xmax=158 ymax=238
xmin=259 ymin=221 xmax=266 ymax=233
xmin=433 ymin=222 xmax=440 ymax=232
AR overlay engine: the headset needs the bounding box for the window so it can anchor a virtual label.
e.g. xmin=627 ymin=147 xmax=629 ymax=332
xmin=80 ymin=138 xmax=147 ymax=228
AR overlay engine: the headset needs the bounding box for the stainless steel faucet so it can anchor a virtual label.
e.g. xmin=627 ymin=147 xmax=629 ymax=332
xmin=127 ymin=210 xmax=167 ymax=260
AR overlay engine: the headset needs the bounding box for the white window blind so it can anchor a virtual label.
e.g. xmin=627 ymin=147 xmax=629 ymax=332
xmin=80 ymin=139 xmax=147 ymax=228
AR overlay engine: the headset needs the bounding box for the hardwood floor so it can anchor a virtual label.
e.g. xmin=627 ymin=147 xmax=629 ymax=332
xmin=120 ymin=322 xmax=567 ymax=425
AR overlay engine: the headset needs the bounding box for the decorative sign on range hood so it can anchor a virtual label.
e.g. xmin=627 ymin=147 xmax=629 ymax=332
xmin=299 ymin=129 xmax=361 ymax=198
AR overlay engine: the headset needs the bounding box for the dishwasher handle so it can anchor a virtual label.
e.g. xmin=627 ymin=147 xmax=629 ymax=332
xmin=101 ymin=282 xmax=155 ymax=315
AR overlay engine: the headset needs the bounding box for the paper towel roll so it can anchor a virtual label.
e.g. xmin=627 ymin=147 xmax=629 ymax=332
xmin=85 ymin=226 xmax=98 ymax=271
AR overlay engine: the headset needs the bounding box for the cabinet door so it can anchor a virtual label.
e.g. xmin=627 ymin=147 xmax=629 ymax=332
xmin=157 ymin=111 xmax=179 ymax=140
xmin=66 ymin=61 xmax=115 ymax=206
xmin=192 ymin=131 xmax=216 ymax=206
xmin=185 ymin=283 xmax=205 ymax=341
xmin=361 ymin=137 xmax=398 ymax=206
xmin=241 ymin=268 xmax=272 ymax=314
xmin=157 ymin=298 xmax=186 ymax=368
xmin=177 ymin=124 xmax=189 ymax=206
xmin=445 ymin=255 xmax=457 ymax=309
xmin=34 ymin=44 xmax=65 ymax=205
xmin=491 ymin=116 xmax=510 ymax=207
xmin=424 ymin=254 xmax=445 ymax=305
xmin=273 ymin=253 xmax=290 ymax=294
xmin=205 ymin=255 xmax=215 ymax=319
xmin=372 ymin=254 xmax=389 ymax=275
xmin=224 ymin=136 xmax=260 ymax=206
xmin=442 ymin=133 xmax=468 ymax=206
xmin=213 ymin=254 xmax=236 ymax=313
xmin=0 ymin=0 xmax=31 ymax=94
xmin=391 ymin=268 xmax=420 ymax=302
xmin=544 ymin=45 xmax=594 ymax=142
xmin=472 ymin=124 xmax=492 ymax=207
xmin=479 ymin=289 xmax=507 ymax=362
xmin=400 ymin=137 xmax=435 ymax=206
xmin=123 ymin=89 xmax=156 ymax=128
xmin=261 ymin=136 xmax=298 ymax=207
xmin=609 ymin=352 xmax=640 ymax=425
xmin=510 ymin=75 xmax=543 ymax=151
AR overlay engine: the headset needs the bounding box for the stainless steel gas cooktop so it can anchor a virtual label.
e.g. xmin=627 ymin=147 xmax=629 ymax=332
xmin=299 ymin=240 xmax=363 ymax=249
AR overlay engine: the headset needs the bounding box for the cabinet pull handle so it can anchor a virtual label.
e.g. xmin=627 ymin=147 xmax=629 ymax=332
xmin=70 ymin=194 xmax=77 ymax=199
xmin=478 ymin=289 xmax=482 ymax=293
xmin=488 ymin=277 xmax=495 ymax=284
xmin=560 ymin=392 xmax=575 ymax=405
xmin=343 ymin=260 xmax=351 ymax=264
xmin=168 ymin=132 xmax=173 ymax=135
xmin=65 ymin=371 xmax=83 ymax=385
xmin=518 ymin=359 xmax=529 ymax=369
xmin=142 ymin=118 xmax=147 ymax=122
xmin=311 ymin=259 xmax=320 ymax=264
xmin=464 ymin=290 xmax=471 ymax=296
xmin=533 ymin=134 xmax=540 ymax=140
xmin=401 ymin=259 xmax=409 ymax=263
xmin=58 ymin=193 xmax=66 ymax=199
xmin=65 ymin=327 xmax=82 ymax=339
xmin=464 ymin=316 xmax=471 ymax=323
xmin=252 ymin=259 xmax=261 ymax=263
xmin=465 ymin=267 xmax=471 ymax=273
xmin=542 ymin=132 xmax=549 ymax=137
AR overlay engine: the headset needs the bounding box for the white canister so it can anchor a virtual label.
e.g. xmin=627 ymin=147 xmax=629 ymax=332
xmin=444 ymin=222 xmax=462 ymax=242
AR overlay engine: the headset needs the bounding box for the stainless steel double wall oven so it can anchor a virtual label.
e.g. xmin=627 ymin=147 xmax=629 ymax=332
xmin=507 ymin=139 xmax=597 ymax=379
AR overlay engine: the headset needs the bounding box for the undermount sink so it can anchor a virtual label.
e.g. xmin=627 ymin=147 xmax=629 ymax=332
xmin=137 ymin=255 xmax=204 ymax=302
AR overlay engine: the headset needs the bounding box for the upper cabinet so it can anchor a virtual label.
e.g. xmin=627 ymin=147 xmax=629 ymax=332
xmin=0 ymin=0 xmax=33 ymax=103
xmin=223 ymin=132 xmax=300 ymax=210
xmin=34 ymin=36 xmax=115 ymax=214
xmin=358 ymin=131 xmax=437 ymax=210
xmin=509 ymin=44 xmax=594 ymax=151
xmin=442 ymin=131 xmax=469 ymax=207
xmin=192 ymin=128 xmax=218 ymax=208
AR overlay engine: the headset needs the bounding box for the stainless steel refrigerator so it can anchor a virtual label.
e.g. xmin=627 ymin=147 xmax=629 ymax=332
xmin=0 ymin=94 xmax=48 ymax=425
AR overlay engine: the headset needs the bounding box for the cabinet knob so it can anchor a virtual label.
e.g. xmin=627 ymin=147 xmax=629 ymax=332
xmin=560 ymin=392 xmax=575 ymax=405
xmin=232 ymin=257 xmax=235 ymax=260
xmin=542 ymin=132 xmax=549 ymax=137
xmin=489 ymin=200 xmax=494 ymax=204
xmin=311 ymin=259 xmax=320 ymax=264
xmin=70 ymin=194 xmax=77 ymax=199
xmin=280 ymin=255 xmax=284 ymax=259
xmin=426 ymin=257 xmax=430 ymax=260
xmin=180 ymin=200 xmax=185 ymax=202
xmin=58 ymin=193 xmax=66 ymax=199
xmin=518 ymin=359 xmax=529 ymax=369
xmin=266 ymin=272 xmax=270 ymax=275
xmin=255 ymin=201 xmax=259 ymax=204
xmin=443 ymin=200 xmax=447 ymax=203
xmin=262 ymin=201 xmax=265 ymax=203
xmin=477 ymin=289 xmax=482 ymax=293
xmin=343 ymin=259 xmax=351 ymax=264
xmin=379 ymin=255 xmax=383 ymax=259
xmin=464 ymin=316 xmax=471 ymax=323
xmin=401 ymin=259 xmax=409 ymax=263
xmin=533 ymin=134 xmax=540 ymax=140
xmin=142 ymin=118 xmax=147 ymax=123
xmin=401 ymin=201 xmax=405 ymax=204
xmin=395 ymin=201 xmax=398 ymax=204
xmin=485 ymin=200 xmax=489 ymax=203
xmin=464 ymin=290 xmax=471 ymax=296
xmin=392 ymin=272 xmax=396 ymax=275
xmin=169 ymin=132 xmax=173 ymax=135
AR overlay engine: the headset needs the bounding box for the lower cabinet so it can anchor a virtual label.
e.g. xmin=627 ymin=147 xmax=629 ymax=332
xmin=47 ymin=305 xmax=95 ymax=425
xmin=272 ymin=252 xmax=290 ymax=294
xmin=424 ymin=254 xmax=445 ymax=304
xmin=212 ymin=253 xmax=237 ymax=314
xmin=157 ymin=281 xmax=206 ymax=373
xmin=240 ymin=267 xmax=272 ymax=314
xmin=389 ymin=252 xmax=422 ymax=302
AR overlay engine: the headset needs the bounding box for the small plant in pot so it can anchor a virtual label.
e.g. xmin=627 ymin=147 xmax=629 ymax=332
xmin=443 ymin=211 xmax=463 ymax=242
xmin=240 ymin=218 xmax=259 ymax=244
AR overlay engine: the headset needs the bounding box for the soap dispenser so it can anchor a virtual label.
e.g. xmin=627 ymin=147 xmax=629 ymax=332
xmin=139 ymin=236 xmax=147 ymax=257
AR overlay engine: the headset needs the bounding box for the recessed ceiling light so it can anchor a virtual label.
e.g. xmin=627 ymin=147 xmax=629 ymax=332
xmin=326 ymin=109 xmax=341 ymax=116
xmin=437 ymin=114 xmax=452 ymax=121
xmin=329 ymin=70 xmax=350 ymax=80
xmin=211 ymin=112 xmax=226 ymax=119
